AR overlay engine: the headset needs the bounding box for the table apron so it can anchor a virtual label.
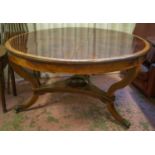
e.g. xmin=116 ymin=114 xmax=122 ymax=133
xmin=8 ymin=54 xmax=144 ymax=74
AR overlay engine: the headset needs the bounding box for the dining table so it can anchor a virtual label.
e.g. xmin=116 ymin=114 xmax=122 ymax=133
xmin=5 ymin=27 xmax=150 ymax=128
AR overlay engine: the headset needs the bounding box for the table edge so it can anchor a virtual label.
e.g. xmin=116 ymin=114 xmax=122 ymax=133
xmin=5 ymin=29 xmax=150 ymax=65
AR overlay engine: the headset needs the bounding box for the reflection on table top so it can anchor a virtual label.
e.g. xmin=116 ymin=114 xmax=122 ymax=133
xmin=5 ymin=27 xmax=148 ymax=62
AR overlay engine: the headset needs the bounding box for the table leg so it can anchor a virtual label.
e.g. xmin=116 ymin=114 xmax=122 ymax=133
xmin=10 ymin=63 xmax=139 ymax=128
xmin=106 ymin=66 xmax=140 ymax=128
xmin=33 ymin=67 xmax=139 ymax=128
xmin=10 ymin=63 xmax=40 ymax=112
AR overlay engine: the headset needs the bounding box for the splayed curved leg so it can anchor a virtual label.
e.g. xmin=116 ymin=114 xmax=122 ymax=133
xmin=9 ymin=62 xmax=140 ymax=128
xmin=106 ymin=102 xmax=131 ymax=128
xmin=10 ymin=62 xmax=40 ymax=112
xmin=106 ymin=66 xmax=140 ymax=128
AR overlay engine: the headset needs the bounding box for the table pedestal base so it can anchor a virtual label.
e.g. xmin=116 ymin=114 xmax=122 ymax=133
xmin=11 ymin=63 xmax=139 ymax=129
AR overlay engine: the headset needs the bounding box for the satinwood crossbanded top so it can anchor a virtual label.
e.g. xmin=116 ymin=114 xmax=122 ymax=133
xmin=5 ymin=27 xmax=150 ymax=64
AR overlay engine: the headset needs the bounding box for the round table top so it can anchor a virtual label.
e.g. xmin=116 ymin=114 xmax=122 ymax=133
xmin=5 ymin=27 xmax=150 ymax=64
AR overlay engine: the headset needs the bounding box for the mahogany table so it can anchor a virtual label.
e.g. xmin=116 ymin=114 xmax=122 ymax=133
xmin=5 ymin=27 xmax=150 ymax=128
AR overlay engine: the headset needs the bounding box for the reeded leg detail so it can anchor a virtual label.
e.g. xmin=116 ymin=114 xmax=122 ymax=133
xmin=10 ymin=62 xmax=40 ymax=112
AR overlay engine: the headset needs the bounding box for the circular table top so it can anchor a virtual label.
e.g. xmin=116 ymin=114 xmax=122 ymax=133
xmin=5 ymin=27 xmax=150 ymax=64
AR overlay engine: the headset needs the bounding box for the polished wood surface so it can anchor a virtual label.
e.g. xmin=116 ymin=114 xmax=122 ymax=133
xmin=5 ymin=30 xmax=150 ymax=75
xmin=4 ymin=28 xmax=150 ymax=128
xmin=5 ymin=28 xmax=149 ymax=63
